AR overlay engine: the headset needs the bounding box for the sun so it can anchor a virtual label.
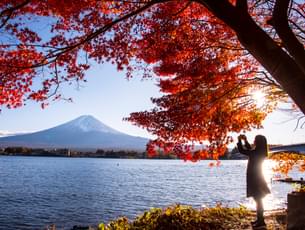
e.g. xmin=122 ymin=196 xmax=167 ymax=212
xmin=251 ymin=90 xmax=266 ymax=107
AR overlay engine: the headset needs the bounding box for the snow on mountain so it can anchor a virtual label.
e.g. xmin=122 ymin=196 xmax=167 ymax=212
xmin=61 ymin=115 xmax=121 ymax=134
xmin=0 ymin=115 xmax=148 ymax=150
xmin=0 ymin=131 xmax=12 ymax=137
xmin=0 ymin=131 xmax=30 ymax=137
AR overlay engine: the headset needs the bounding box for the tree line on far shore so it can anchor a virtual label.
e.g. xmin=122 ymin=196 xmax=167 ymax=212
xmin=0 ymin=146 xmax=235 ymax=160
xmin=0 ymin=146 xmax=174 ymax=159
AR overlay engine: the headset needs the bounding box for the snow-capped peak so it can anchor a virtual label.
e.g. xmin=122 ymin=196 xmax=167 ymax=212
xmin=65 ymin=115 xmax=121 ymax=134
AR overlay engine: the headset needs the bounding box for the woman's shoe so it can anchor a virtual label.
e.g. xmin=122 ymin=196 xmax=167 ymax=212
xmin=252 ymin=220 xmax=266 ymax=228
xmin=251 ymin=220 xmax=258 ymax=225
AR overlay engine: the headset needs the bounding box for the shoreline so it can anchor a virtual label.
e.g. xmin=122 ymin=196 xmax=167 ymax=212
xmin=0 ymin=153 xmax=241 ymax=160
xmin=47 ymin=206 xmax=287 ymax=230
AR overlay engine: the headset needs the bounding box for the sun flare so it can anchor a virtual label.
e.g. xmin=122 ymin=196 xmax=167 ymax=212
xmin=244 ymin=160 xmax=280 ymax=211
xmin=251 ymin=90 xmax=266 ymax=107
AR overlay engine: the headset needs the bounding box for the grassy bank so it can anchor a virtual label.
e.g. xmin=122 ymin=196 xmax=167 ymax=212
xmin=95 ymin=205 xmax=286 ymax=230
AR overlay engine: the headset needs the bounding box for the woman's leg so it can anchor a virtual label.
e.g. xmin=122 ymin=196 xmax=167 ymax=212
xmin=255 ymin=197 xmax=265 ymax=224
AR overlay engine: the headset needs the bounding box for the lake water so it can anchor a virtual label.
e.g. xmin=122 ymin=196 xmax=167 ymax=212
xmin=0 ymin=156 xmax=300 ymax=230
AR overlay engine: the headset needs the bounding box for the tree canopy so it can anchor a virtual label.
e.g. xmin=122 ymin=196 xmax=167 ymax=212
xmin=0 ymin=0 xmax=304 ymax=159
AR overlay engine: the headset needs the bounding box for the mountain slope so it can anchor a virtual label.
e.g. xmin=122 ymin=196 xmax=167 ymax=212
xmin=0 ymin=115 xmax=148 ymax=150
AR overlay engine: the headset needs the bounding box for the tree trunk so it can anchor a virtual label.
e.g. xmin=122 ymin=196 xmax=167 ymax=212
xmin=234 ymin=14 xmax=305 ymax=115
xmin=198 ymin=0 xmax=305 ymax=114
xmin=287 ymin=192 xmax=305 ymax=230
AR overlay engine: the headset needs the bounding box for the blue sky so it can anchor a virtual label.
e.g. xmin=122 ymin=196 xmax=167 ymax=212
xmin=0 ymin=63 xmax=159 ymax=137
xmin=0 ymin=62 xmax=304 ymax=145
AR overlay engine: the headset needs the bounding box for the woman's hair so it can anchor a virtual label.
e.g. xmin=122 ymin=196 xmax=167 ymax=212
xmin=254 ymin=135 xmax=268 ymax=157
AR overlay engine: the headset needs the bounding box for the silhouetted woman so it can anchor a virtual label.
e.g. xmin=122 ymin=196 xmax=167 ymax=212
xmin=237 ymin=134 xmax=270 ymax=228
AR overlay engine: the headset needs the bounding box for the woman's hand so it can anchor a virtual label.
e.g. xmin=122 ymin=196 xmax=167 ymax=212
xmin=238 ymin=134 xmax=247 ymax=141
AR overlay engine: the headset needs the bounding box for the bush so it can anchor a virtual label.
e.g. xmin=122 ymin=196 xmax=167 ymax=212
xmin=98 ymin=204 xmax=252 ymax=230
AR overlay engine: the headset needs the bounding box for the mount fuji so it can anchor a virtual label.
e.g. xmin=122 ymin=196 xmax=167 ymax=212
xmin=0 ymin=115 xmax=149 ymax=150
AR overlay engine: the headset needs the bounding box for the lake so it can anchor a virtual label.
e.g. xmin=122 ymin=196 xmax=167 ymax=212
xmin=0 ymin=156 xmax=299 ymax=229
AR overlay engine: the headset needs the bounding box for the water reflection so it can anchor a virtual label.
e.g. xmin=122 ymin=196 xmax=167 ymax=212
xmin=0 ymin=157 xmax=300 ymax=229
xmin=242 ymin=160 xmax=293 ymax=210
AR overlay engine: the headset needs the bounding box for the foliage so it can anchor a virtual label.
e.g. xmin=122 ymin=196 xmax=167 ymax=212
xmin=98 ymin=204 xmax=252 ymax=230
xmin=270 ymin=152 xmax=305 ymax=175
xmin=293 ymin=184 xmax=305 ymax=193
xmin=1 ymin=1 xmax=305 ymax=159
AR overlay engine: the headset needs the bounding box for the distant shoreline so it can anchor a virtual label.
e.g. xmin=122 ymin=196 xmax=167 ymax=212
xmin=0 ymin=146 xmax=177 ymax=159
xmin=0 ymin=146 xmax=242 ymax=159
xmin=0 ymin=153 xmax=175 ymax=159
xmin=0 ymin=153 xmax=241 ymax=160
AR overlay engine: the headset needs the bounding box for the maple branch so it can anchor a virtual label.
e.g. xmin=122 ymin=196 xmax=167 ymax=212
xmin=0 ymin=43 xmax=64 ymax=50
xmin=291 ymin=6 xmax=305 ymax=20
xmin=0 ymin=0 xmax=31 ymax=29
xmin=191 ymin=18 xmax=226 ymax=27
xmin=239 ymin=70 xmax=283 ymax=88
xmin=204 ymin=81 xmax=245 ymax=108
xmin=198 ymin=44 xmax=244 ymax=51
xmin=1 ymin=0 xmax=166 ymax=70
xmin=47 ymin=60 xmax=60 ymax=99
xmin=271 ymin=0 xmax=305 ymax=74
xmin=288 ymin=19 xmax=305 ymax=37
xmin=49 ymin=0 xmax=164 ymax=54
xmin=294 ymin=115 xmax=305 ymax=131
xmin=250 ymin=0 xmax=267 ymax=9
